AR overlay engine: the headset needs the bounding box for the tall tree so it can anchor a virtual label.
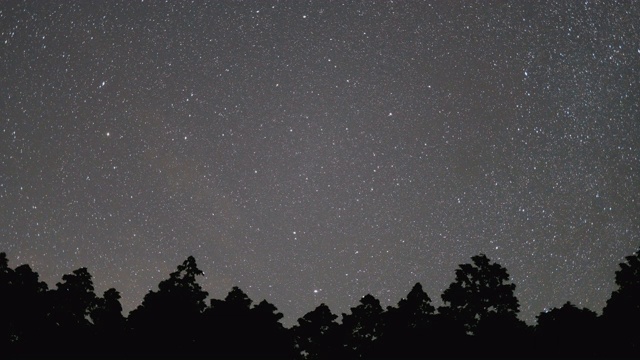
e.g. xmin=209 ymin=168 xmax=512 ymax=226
xmin=91 ymin=288 xmax=125 ymax=328
xmin=389 ymin=282 xmax=435 ymax=329
xmin=535 ymin=302 xmax=599 ymax=357
xmin=379 ymin=283 xmax=436 ymax=358
xmin=202 ymin=286 xmax=255 ymax=357
xmin=0 ymin=253 xmax=16 ymax=345
xmin=602 ymin=247 xmax=640 ymax=356
xmin=91 ymin=288 xmax=126 ymax=354
xmin=203 ymin=287 xmax=292 ymax=357
xmin=249 ymin=299 xmax=293 ymax=358
xmin=0 ymin=252 xmax=9 ymax=281
xmin=219 ymin=285 xmax=253 ymax=310
xmin=49 ymin=268 xmax=97 ymax=328
xmin=604 ymin=247 xmax=640 ymax=320
xmin=128 ymin=256 xmax=208 ymax=356
xmin=0 ymin=254 xmax=49 ymax=356
xmin=293 ymin=303 xmax=341 ymax=360
xmin=44 ymin=267 xmax=98 ymax=356
xmin=440 ymin=254 xmax=520 ymax=335
xmin=341 ymin=294 xmax=385 ymax=359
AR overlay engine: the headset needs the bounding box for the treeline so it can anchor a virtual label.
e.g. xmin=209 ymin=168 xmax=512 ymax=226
xmin=1 ymin=249 xmax=639 ymax=359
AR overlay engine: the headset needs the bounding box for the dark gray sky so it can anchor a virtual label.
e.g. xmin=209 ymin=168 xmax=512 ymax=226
xmin=1 ymin=0 xmax=639 ymax=325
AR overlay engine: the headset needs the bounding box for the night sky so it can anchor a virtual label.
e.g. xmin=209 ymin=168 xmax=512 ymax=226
xmin=1 ymin=0 xmax=639 ymax=326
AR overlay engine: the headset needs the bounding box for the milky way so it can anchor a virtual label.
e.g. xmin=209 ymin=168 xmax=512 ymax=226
xmin=1 ymin=0 xmax=639 ymax=325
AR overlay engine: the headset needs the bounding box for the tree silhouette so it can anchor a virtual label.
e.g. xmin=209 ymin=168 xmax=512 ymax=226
xmin=202 ymin=286 xmax=292 ymax=358
xmin=292 ymin=303 xmax=342 ymax=360
xmin=92 ymin=288 xmax=125 ymax=328
xmin=440 ymin=254 xmax=519 ymax=335
xmin=3 ymin=249 xmax=640 ymax=358
xmin=219 ymin=285 xmax=253 ymax=309
xmin=341 ymin=294 xmax=385 ymax=359
xmin=602 ymin=247 xmax=640 ymax=356
xmin=472 ymin=310 xmax=531 ymax=357
xmin=44 ymin=267 xmax=98 ymax=355
xmin=91 ymin=288 xmax=126 ymax=355
xmin=249 ymin=299 xmax=293 ymax=358
xmin=128 ymin=256 xmax=208 ymax=356
xmin=535 ymin=302 xmax=599 ymax=357
xmin=50 ymin=267 xmax=97 ymax=328
xmin=0 ymin=252 xmax=12 ymax=350
xmin=389 ymin=282 xmax=435 ymax=329
xmin=0 ymin=252 xmax=10 ymax=283
xmin=201 ymin=286 xmax=254 ymax=357
xmin=378 ymin=283 xmax=435 ymax=358
xmin=0 ymin=253 xmax=49 ymax=356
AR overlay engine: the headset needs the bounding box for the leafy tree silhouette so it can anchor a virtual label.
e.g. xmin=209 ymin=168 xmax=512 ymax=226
xmin=10 ymin=264 xmax=49 ymax=350
xmin=535 ymin=301 xmax=599 ymax=357
xmin=378 ymin=283 xmax=435 ymax=358
xmin=602 ymin=247 xmax=640 ymax=356
xmin=202 ymin=286 xmax=253 ymax=357
xmin=50 ymin=268 xmax=97 ymax=328
xmin=341 ymin=294 xmax=385 ymax=359
xmin=44 ymin=267 xmax=98 ymax=356
xmin=128 ymin=256 xmax=208 ymax=357
xmin=249 ymin=299 xmax=293 ymax=358
xmin=0 ymin=252 xmax=10 ymax=283
xmin=0 ymin=253 xmax=49 ymax=356
xmin=91 ymin=288 xmax=126 ymax=356
xmin=3 ymin=249 xmax=640 ymax=358
xmin=0 ymin=252 xmax=12 ymax=350
xmin=473 ymin=310 xmax=532 ymax=357
xmin=202 ymin=286 xmax=292 ymax=358
xmin=206 ymin=285 xmax=253 ymax=336
xmin=439 ymin=254 xmax=520 ymax=336
xmin=390 ymin=282 xmax=435 ymax=329
xmin=220 ymin=285 xmax=253 ymax=309
xmin=292 ymin=303 xmax=342 ymax=360
xmin=92 ymin=288 xmax=125 ymax=328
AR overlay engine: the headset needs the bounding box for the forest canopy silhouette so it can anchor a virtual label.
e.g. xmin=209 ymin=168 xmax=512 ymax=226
xmin=1 ymin=248 xmax=638 ymax=359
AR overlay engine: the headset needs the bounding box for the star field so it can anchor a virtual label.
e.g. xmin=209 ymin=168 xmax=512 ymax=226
xmin=1 ymin=0 xmax=639 ymax=325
